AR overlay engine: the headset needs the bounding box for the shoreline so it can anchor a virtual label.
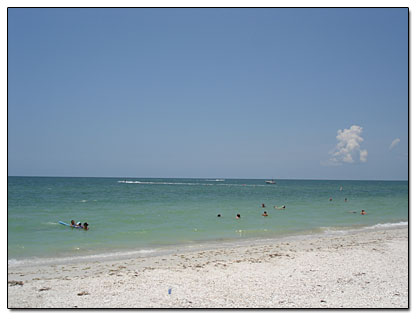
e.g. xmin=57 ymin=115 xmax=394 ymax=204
xmin=8 ymin=226 xmax=408 ymax=308
xmin=8 ymin=221 xmax=408 ymax=268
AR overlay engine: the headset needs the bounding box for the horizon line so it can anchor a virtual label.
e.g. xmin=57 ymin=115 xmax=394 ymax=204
xmin=7 ymin=175 xmax=409 ymax=182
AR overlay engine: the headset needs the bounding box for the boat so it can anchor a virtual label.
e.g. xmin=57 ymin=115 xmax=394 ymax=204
xmin=265 ymin=179 xmax=276 ymax=184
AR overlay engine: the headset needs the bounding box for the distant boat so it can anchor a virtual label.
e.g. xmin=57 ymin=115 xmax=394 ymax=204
xmin=265 ymin=179 xmax=276 ymax=184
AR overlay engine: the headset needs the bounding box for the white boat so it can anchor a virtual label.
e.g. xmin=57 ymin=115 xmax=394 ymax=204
xmin=265 ymin=179 xmax=276 ymax=184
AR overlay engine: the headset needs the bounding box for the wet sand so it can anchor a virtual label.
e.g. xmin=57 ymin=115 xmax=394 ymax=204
xmin=8 ymin=227 xmax=408 ymax=308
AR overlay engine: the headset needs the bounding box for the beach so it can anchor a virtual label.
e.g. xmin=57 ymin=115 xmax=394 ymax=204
xmin=8 ymin=227 xmax=408 ymax=308
xmin=7 ymin=5 xmax=410 ymax=311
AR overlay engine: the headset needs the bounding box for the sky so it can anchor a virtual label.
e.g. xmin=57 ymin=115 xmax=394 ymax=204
xmin=7 ymin=8 xmax=408 ymax=180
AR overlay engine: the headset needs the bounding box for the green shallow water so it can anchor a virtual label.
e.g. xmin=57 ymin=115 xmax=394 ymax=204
xmin=8 ymin=177 xmax=408 ymax=263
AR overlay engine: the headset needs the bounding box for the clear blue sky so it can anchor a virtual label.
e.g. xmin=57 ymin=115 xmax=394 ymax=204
xmin=8 ymin=8 xmax=408 ymax=180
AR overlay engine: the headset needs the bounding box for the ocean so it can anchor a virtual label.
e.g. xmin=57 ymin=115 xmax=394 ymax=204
xmin=8 ymin=177 xmax=408 ymax=266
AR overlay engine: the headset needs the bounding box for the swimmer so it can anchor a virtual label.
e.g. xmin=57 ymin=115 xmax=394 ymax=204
xmin=82 ymin=222 xmax=89 ymax=230
xmin=236 ymin=214 xmax=241 ymax=219
xmin=345 ymin=198 xmax=348 ymax=202
xmin=361 ymin=210 xmax=367 ymax=215
xmin=274 ymin=205 xmax=286 ymax=210
xmin=262 ymin=211 xmax=268 ymax=217
xmin=329 ymin=198 xmax=333 ymax=201
xmin=261 ymin=203 xmax=266 ymax=208
xmin=70 ymin=220 xmax=76 ymax=227
xmin=217 ymin=214 xmax=221 ymax=217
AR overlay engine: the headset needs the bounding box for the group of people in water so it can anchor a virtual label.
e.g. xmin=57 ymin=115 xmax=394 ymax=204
xmin=70 ymin=220 xmax=89 ymax=230
xmin=68 ymin=197 xmax=367 ymax=231
xmin=329 ymin=197 xmax=368 ymax=215
xmin=216 ymin=199 xmax=368 ymax=219
xmin=351 ymin=210 xmax=367 ymax=215
xmin=217 ymin=203 xmax=286 ymax=219
xmin=329 ymin=197 xmax=350 ymax=202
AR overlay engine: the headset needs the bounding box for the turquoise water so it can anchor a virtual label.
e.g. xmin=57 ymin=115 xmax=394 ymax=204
xmin=8 ymin=177 xmax=408 ymax=264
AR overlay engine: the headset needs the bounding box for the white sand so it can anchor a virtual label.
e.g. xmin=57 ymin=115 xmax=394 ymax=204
xmin=8 ymin=227 xmax=408 ymax=308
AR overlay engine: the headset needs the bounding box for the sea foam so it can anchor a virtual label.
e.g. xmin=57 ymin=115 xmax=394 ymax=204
xmin=363 ymin=221 xmax=408 ymax=230
xmin=8 ymin=249 xmax=157 ymax=268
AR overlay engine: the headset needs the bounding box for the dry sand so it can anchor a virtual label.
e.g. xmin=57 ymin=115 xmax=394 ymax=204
xmin=8 ymin=227 xmax=408 ymax=308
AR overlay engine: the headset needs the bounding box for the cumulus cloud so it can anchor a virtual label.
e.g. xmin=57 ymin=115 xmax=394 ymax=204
xmin=328 ymin=125 xmax=368 ymax=165
xmin=359 ymin=149 xmax=368 ymax=162
xmin=389 ymin=138 xmax=400 ymax=150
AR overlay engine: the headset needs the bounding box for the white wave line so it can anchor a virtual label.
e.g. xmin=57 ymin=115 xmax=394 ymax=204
xmin=118 ymin=181 xmax=266 ymax=187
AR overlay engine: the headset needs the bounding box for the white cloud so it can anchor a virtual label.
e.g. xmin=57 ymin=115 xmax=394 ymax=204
xmin=389 ymin=138 xmax=400 ymax=150
xmin=328 ymin=125 xmax=368 ymax=164
xmin=359 ymin=149 xmax=368 ymax=162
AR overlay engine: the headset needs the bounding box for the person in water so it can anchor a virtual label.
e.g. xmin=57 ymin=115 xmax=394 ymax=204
xmin=236 ymin=214 xmax=241 ymax=219
xmin=70 ymin=220 xmax=76 ymax=227
xmin=83 ymin=222 xmax=89 ymax=230
xmin=217 ymin=214 xmax=221 ymax=217
xmin=262 ymin=211 xmax=268 ymax=217
xmin=361 ymin=210 xmax=367 ymax=215
xmin=261 ymin=203 xmax=266 ymax=208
